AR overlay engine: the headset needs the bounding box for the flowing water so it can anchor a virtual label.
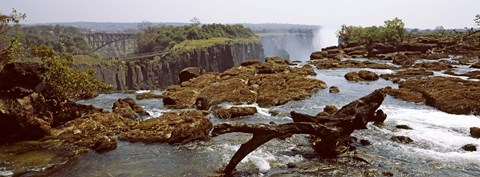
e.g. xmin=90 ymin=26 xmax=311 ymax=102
xmin=43 ymin=59 xmax=480 ymax=176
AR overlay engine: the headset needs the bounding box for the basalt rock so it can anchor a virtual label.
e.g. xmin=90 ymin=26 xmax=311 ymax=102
xmin=213 ymin=107 xmax=257 ymax=119
xmin=470 ymin=127 xmax=480 ymax=138
xmin=396 ymin=125 xmax=413 ymax=130
xmin=385 ymin=87 xmax=425 ymax=103
xmin=380 ymin=68 xmax=434 ymax=81
xmin=470 ymin=62 xmax=480 ymax=68
xmin=163 ymin=58 xmax=325 ymax=109
xmin=391 ymin=136 xmax=413 ymax=144
xmin=179 ymin=67 xmax=205 ymax=83
xmin=329 ymin=86 xmax=340 ymax=93
xmin=51 ymin=112 xmax=135 ymax=152
xmin=118 ymin=111 xmax=213 ymax=144
xmin=398 ymin=77 xmax=480 ymax=115
xmin=310 ymin=59 xmax=394 ymax=69
xmin=344 ymin=70 xmax=379 ymax=81
xmin=136 ymin=92 xmax=163 ymax=100
xmin=414 ymin=61 xmax=453 ymax=71
xmin=461 ymin=144 xmax=477 ymax=151
xmin=393 ymin=53 xmax=417 ymax=67
xmin=112 ymin=97 xmax=148 ymax=119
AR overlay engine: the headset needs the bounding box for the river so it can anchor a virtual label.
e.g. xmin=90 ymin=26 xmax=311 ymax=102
xmin=47 ymin=59 xmax=480 ymax=177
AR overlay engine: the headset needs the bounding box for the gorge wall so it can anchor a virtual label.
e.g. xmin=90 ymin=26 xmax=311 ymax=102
xmin=257 ymin=31 xmax=321 ymax=62
xmin=76 ymin=42 xmax=264 ymax=90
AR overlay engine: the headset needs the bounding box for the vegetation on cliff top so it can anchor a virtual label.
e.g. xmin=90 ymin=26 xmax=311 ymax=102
xmin=1 ymin=10 xmax=112 ymax=100
xmin=135 ymin=23 xmax=258 ymax=54
xmin=337 ymin=17 xmax=406 ymax=45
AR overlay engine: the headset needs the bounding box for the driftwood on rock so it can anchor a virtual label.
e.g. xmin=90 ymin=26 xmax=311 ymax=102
xmin=211 ymin=89 xmax=387 ymax=175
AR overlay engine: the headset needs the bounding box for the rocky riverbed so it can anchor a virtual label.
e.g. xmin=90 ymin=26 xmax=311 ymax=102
xmin=1 ymin=34 xmax=480 ymax=176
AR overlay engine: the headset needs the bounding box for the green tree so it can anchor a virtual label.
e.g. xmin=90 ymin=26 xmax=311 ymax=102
xmin=475 ymin=14 xmax=480 ymax=26
xmin=383 ymin=17 xmax=405 ymax=44
xmin=30 ymin=45 xmax=112 ymax=100
xmin=0 ymin=8 xmax=26 ymax=67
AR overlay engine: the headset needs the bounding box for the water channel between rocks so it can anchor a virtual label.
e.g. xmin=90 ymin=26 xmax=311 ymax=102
xmin=51 ymin=60 xmax=480 ymax=177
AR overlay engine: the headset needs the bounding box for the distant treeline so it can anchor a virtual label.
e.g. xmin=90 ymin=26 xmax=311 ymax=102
xmin=22 ymin=25 xmax=92 ymax=55
xmin=136 ymin=24 xmax=256 ymax=53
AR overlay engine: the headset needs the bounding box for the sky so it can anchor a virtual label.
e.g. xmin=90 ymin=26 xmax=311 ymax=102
xmin=1 ymin=0 xmax=479 ymax=29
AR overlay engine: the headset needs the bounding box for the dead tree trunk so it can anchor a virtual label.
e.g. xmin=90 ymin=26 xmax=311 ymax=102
xmin=211 ymin=89 xmax=387 ymax=175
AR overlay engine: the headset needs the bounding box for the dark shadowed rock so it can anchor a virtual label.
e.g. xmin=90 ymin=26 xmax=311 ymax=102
xmin=213 ymin=107 xmax=257 ymax=119
xmin=470 ymin=127 xmax=480 ymax=138
xmin=360 ymin=139 xmax=371 ymax=146
xmin=391 ymin=136 xmax=413 ymax=144
xmin=461 ymin=144 xmax=477 ymax=151
xmin=470 ymin=62 xmax=480 ymax=68
xmin=179 ymin=67 xmax=205 ymax=83
xmin=329 ymin=86 xmax=340 ymax=93
xmin=112 ymin=98 xmax=148 ymax=119
xmin=396 ymin=125 xmax=413 ymax=130
xmin=0 ymin=62 xmax=45 ymax=91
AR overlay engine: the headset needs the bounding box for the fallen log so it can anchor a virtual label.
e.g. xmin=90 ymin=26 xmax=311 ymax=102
xmin=211 ymin=89 xmax=387 ymax=175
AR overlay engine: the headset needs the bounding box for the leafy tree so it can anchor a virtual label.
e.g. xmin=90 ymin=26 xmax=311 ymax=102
xmin=383 ymin=17 xmax=405 ymax=44
xmin=0 ymin=9 xmax=26 ymax=67
xmin=190 ymin=17 xmax=201 ymax=27
xmin=475 ymin=14 xmax=480 ymax=26
xmin=30 ymin=45 xmax=112 ymax=100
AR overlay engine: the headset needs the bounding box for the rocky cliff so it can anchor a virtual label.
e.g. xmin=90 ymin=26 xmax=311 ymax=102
xmin=76 ymin=42 xmax=264 ymax=90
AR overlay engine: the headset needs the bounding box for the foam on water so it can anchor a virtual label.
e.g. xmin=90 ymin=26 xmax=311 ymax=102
xmin=381 ymin=105 xmax=480 ymax=162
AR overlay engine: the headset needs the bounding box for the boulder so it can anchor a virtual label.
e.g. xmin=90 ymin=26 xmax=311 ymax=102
xmin=179 ymin=67 xmax=205 ymax=83
xmin=112 ymin=98 xmax=148 ymax=119
xmin=213 ymin=107 xmax=257 ymax=119
xmin=323 ymin=105 xmax=338 ymax=114
xmin=118 ymin=111 xmax=212 ymax=144
xmin=391 ymin=136 xmax=413 ymax=144
xmin=461 ymin=144 xmax=477 ymax=151
xmin=0 ymin=62 xmax=45 ymax=90
xmin=345 ymin=70 xmax=379 ymax=81
xmin=360 ymin=139 xmax=371 ymax=146
xmin=470 ymin=127 xmax=480 ymax=138
xmin=329 ymin=86 xmax=340 ymax=93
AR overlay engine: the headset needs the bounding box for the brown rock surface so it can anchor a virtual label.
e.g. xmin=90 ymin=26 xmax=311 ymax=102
xmin=398 ymin=77 xmax=480 ymax=115
xmin=118 ymin=111 xmax=212 ymax=144
xmin=380 ymin=68 xmax=434 ymax=81
xmin=163 ymin=58 xmax=325 ymax=109
xmin=311 ymin=59 xmax=394 ymax=69
xmin=213 ymin=107 xmax=257 ymax=119
xmin=179 ymin=67 xmax=205 ymax=83
xmin=385 ymin=87 xmax=425 ymax=103
xmin=112 ymin=97 xmax=148 ymax=119
xmin=414 ymin=61 xmax=453 ymax=71
xmin=344 ymin=70 xmax=379 ymax=81
xmin=136 ymin=92 xmax=163 ymax=100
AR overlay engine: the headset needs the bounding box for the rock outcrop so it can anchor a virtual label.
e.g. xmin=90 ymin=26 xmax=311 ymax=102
xmin=76 ymin=42 xmax=265 ymax=90
xmin=112 ymin=98 xmax=148 ymax=119
xmin=163 ymin=58 xmax=326 ymax=109
xmin=213 ymin=107 xmax=257 ymax=119
xmin=389 ymin=77 xmax=480 ymax=115
xmin=179 ymin=67 xmax=205 ymax=83
xmin=118 ymin=111 xmax=212 ymax=144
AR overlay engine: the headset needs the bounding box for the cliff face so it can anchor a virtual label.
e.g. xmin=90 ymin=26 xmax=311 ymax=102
xmin=76 ymin=42 xmax=264 ymax=90
xmin=84 ymin=33 xmax=136 ymax=58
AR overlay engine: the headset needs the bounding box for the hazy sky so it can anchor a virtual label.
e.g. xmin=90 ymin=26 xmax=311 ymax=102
xmin=1 ymin=0 xmax=479 ymax=29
